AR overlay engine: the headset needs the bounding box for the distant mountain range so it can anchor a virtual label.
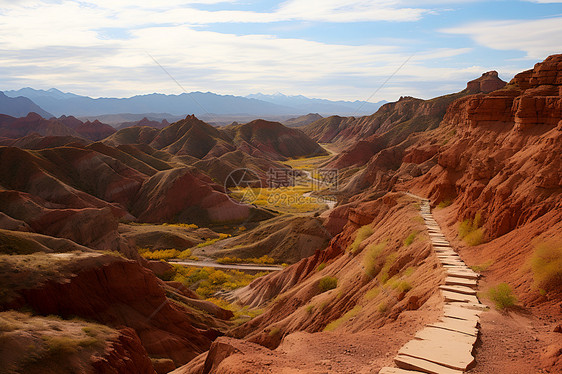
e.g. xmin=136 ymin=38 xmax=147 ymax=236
xmin=0 ymin=91 xmax=53 ymax=119
xmin=246 ymin=93 xmax=386 ymax=115
xmin=2 ymin=88 xmax=386 ymax=118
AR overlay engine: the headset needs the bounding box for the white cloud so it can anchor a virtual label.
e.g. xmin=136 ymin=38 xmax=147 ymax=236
xmin=442 ymin=17 xmax=562 ymax=59
xmin=0 ymin=0 xmax=543 ymax=102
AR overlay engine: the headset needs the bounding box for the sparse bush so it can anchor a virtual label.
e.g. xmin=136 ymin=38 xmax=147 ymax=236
xmin=317 ymin=262 xmax=327 ymax=271
xmin=318 ymin=276 xmax=338 ymax=292
xmin=171 ymin=265 xmax=266 ymax=298
xmin=349 ymin=225 xmax=374 ymax=253
xmin=396 ymin=281 xmax=412 ymax=293
xmin=379 ymin=252 xmax=398 ymax=284
xmin=177 ymin=248 xmax=193 ymax=259
xmin=458 ymin=212 xmax=485 ymax=246
xmin=363 ymin=242 xmax=386 ymax=277
xmin=404 ymin=267 xmax=415 ymax=277
xmin=269 ymin=327 xmax=281 ymax=336
xmin=377 ymin=302 xmax=388 ymax=314
xmin=323 ymin=305 xmax=362 ymax=332
xmin=470 ymin=259 xmax=494 ymax=273
xmin=364 ymin=287 xmax=380 ymax=301
xmin=138 ymin=248 xmax=180 ymax=260
xmin=464 ymin=229 xmax=484 ymax=246
xmin=162 ymin=223 xmax=198 ymax=229
xmin=531 ymin=239 xmax=562 ymax=293
xmin=404 ymin=232 xmax=417 ymax=246
xmin=305 ymin=305 xmax=314 ymax=314
xmin=216 ymin=255 xmax=275 ymax=265
xmin=208 ymin=270 xmax=228 ymax=285
xmin=488 ymin=283 xmax=517 ymax=310
xmin=437 ymin=199 xmax=452 ymax=208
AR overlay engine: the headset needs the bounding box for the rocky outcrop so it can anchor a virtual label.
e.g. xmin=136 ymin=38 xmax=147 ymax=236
xmin=131 ymin=167 xmax=255 ymax=224
xmin=407 ymin=54 xmax=562 ymax=239
xmin=92 ymin=327 xmax=156 ymax=374
xmin=465 ymin=71 xmax=506 ymax=94
xmin=3 ymin=255 xmax=222 ymax=369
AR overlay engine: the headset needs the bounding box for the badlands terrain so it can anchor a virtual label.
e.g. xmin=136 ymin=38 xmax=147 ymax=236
xmin=0 ymin=55 xmax=561 ymax=374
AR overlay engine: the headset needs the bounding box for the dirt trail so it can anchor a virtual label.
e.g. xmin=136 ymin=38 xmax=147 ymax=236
xmin=380 ymin=196 xmax=485 ymax=373
xmin=169 ymin=259 xmax=283 ymax=272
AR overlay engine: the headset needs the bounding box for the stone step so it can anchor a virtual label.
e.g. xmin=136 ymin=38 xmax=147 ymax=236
xmin=395 ymin=354 xmax=464 ymax=374
xmin=442 ymin=290 xmax=480 ymax=304
xmin=427 ymin=317 xmax=479 ymax=337
xmin=442 ymin=264 xmax=468 ymax=270
xmin=447 ymin=302 xmax=488 ymax=311
xmin=415 ymin=326 xmax=477 ymax=346
xmin=443 ymin=305 xmax=482 ymax=322
xmin=445 ymin=276 xmax=478 ymax=288
xmin=439 ymin=285 xmax=477 ymax=295
xmin=379 ymin=367 xmax=421 ymax=374
xmin=446 ymin=269 xmax=479 ymax=279
xmin=440 ymin=259 xmax=465 ymax=265
xmin=398 ymin=337 xmax=475 ymax=371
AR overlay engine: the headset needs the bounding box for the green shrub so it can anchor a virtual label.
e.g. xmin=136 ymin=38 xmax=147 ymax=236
xmin=318 ymin=276 xmax=338 ymax=292
xmin=531 ymin=239 xmax=562 ymax=293
xmin=464 ymin=229 xmax=484 ymax=246
xmin=138 ymin=248 xmax=180 ymax=260
xmin=404 ymin=232 xmax=417 ymax=246
xmin=323 ymin=305 xmax=362 ymax=332
xmin=363 ymin=242 xmax=386 ymax=277
xmin=470 ymin=259 xmax=494 ymax=273
xmin=348 ymin=225 xmax=374 ymax=253
xmin=396 ymin=281 xmax=412 ymax=293
xmin=269 ymin=327 xmax=281 ymax=336
xmin=377 ymin=302 xmax=388 ymax=314
xmin=437 ymin=199 xmax=452 ymax=208
xmin=305 ymin=305 xmax=314 ymax=314
xmin=364 ymin=287 xmax=380 ymax=301
xmin=488 ymin=283 xmax=517 ymax=310
xmin=216 ymin=255 xmax=275 ymax=265
xmin=379 ymin=252 xmax=398 ymax=284
xmin=458 ymin=212 xmax=485 ymax=246
xmin=177 ymin=248 xmax=193 ymax=259
xmin=317 ymin=262 xmax=327 ymax=271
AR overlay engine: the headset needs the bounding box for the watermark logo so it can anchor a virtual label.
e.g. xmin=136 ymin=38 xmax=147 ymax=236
xmin=225 ymin=167 xmax=339 ymax=207
xmin=224 ymin=168 xmax=262 ymax=204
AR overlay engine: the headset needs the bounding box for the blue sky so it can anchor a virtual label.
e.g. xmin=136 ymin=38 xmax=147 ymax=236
xmin=0 ymin=0 xmax=561 ymax=101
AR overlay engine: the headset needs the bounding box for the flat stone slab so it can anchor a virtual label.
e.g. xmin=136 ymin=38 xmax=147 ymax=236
xmin=428 ymin=317 xmax=479 ymax=336
xmin=443 ymin=305 xmax=482 ymax=322
xmin=445 ymin=276 xmax=478 ymax=288
xmin=442 ymin=265 xmax=471 ymax=271
xmin=398 ymin=337 xmax=475 ymax=371
xmin=395 ymin=354 xmax=464 ymax=374
xmin=447 ymin=302 xmax=488 ymax=311
xmin=415 ymin=326 xmax=477 ymax=346
xmin=446 ymin=269 xmax=479 ymax=279
xmin=442 ymin=290 xmax=480 ymax=304
xmin=439 ymin=285 xmax=477 ymax=295
xmin=435 ymin=249 xmax=456 ymax=254
xmin=440 ymin=259 xmax=465 ymax=265
xmin=379 ymin=367 xmax=421 ymax=374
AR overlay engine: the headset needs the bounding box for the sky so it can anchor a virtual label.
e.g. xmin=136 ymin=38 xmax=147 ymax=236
xmin=0 ymin=0 xmax=561 ymax=102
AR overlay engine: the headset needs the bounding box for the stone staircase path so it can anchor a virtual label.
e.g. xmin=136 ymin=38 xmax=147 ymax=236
xmin=379 ymin=198 xmax=485 ymax=374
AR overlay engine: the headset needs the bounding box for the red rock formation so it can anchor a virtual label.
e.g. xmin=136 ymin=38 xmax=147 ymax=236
xmin=465 ymin=71 xmax=506 ymax=93
xmin=92 ymin=327 xmax=156 ymax=374
xmin=75 ymin=119 xmax=116 ymax=141
xmin=131 ymin=167 xmax=253 ymax=224
xmin=5 ymin=256 xmax=220 ymax=368
xmin=407 ymin=54 xmax=562 ymax=239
